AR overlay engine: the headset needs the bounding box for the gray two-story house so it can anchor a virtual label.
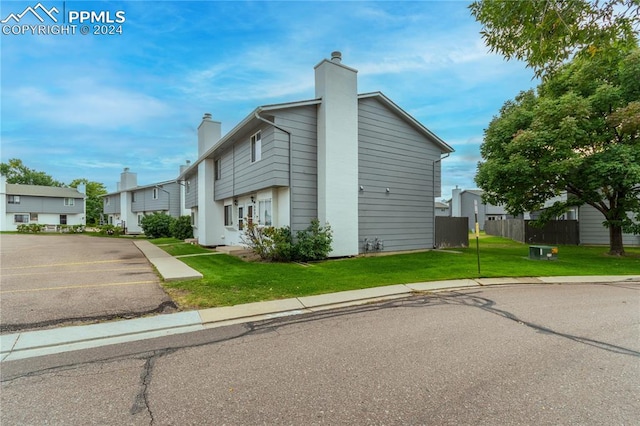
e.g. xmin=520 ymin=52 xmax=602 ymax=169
xmin=179 ymin=52 xmax=454 ymax=256
xmin=102 ymin=167 xmax=188 ymax=234
xmin=0 ymin=175 xmax=86 ymax=231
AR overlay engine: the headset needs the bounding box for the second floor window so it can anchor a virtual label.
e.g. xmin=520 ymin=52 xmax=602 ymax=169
xmin=64 ymin=198 xmax=75 ymax=206
xmin=215 ymin=159 xmax=221 ymax=180
xmin=251 ymin=131 xmax=262 ymax=163
xmin=8 ymin=195 xmax=20 ymax=204
xmin=153 ymin=188 xmax=159 ymax=199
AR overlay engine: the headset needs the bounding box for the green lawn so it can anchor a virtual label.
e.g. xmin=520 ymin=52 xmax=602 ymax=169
xmin=158 ymin=236 xmax=640 ymax=309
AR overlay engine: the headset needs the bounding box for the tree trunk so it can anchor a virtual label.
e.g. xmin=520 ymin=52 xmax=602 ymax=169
xmin=608 ymin=224 xmax=625 ymax=256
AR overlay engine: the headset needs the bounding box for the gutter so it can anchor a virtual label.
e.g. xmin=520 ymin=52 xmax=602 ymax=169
xmin=253 ymin=110 xmax=294 ymax=231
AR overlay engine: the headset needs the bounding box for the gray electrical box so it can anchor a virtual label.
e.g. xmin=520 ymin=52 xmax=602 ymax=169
xmin=529 ymin=245 xmax=558 ymax=260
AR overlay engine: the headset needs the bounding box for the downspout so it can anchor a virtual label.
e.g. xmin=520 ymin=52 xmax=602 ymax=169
xmin=432 ymin=152 xmax=450 ymax=248
xmin=254 ymin=111 xmax=293 ymax=230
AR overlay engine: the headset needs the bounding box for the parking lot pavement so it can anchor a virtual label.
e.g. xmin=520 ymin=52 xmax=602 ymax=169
xmin=0 ymin=234 xmax=176 ymax=333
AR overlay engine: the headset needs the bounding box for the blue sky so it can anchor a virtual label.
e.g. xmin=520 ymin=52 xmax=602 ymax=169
xmin=1 ymin=0 xmax=537 ymax=197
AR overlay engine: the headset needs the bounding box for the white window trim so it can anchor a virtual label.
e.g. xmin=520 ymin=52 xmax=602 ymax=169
xmin=224 ymin=204 xmax=233 ymax=227
xmin=64 ymin=198 xmax=75 ymax=206
xmin=250 ymin=131 xmax=262 ymax=163
xmin=258 ymin=198 xmax=273 ymax=226
xmin=8 ymin=195 xmax=20 ymax=204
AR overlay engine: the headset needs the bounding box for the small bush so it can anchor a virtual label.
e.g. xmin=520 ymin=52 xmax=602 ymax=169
xmin=98 ymin=224 xmax=123 ymax=236
xmin=292 ymin=219 xmax=333 ymax=262
xmin=241 ymin=219 xmax=331 ymax=262
xmin=140 ymin=212 xmax=175 ymax=239
xmin=17 ymin=224 xmax=45 ymax=233
xmin=170 ymin=215 xmax=194 ymax=240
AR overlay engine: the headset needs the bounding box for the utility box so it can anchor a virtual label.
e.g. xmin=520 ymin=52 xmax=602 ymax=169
xmin=529 ymin=245 xmax=558 ymax=260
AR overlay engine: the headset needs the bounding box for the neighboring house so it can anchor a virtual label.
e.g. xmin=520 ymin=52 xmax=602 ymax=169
xmin=0 ymin=175 xmax=86 ymax=231
xmin=179 ymin=52 xmax=454 ymax=256
xmin=578 ymin=203 xmax=640 ymax=246
xmin=102 ymin=167 xmax=190 ymax=234
xmin=448 ymin=187 xmax=509 ymax=231
xmin=435 ymin=201 xmax=450 ymax=217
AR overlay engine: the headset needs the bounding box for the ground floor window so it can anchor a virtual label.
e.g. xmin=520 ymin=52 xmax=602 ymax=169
xmin=30 ymin=213 xmax=38 ymax=221
xmin=60 ymin=215 xmax=67 ymax=225
xmin=238 ymin=206 xmax=244 ymax=230
xmin=191 ymin=211 xmax=196 ymax=227
xmin=138 ymin=214 xmax=144 ymax=225
xmin=14 ymin=214 xmax=29 ymax=223
xmin=258 ymin=199 xmax=272 ymax=226
xmin=224 ymin=205 xmax=233 ymax=226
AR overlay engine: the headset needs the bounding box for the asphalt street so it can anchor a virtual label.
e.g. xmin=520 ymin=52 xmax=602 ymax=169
xmin=2 ymin=283 xmax=638 ymax=425
xmin=0 ymin=234 xmax=175 ymax=333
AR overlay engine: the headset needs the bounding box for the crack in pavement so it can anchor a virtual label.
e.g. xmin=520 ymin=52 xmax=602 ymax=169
xmin=130 ymin=350 xmax=176 ymax=425
xmin=0 ymin=301 xmax=179 ymax=334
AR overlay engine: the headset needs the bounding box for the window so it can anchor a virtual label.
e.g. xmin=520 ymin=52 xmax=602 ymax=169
xmin=30 ymin=213 xmax=38 ymax=221
xmin=258 ymin=199 xmax=272 ymax=226
xmin=64 ymin=198 xmax=75 ymax=206
xmin=247 ymin=205 xmax=254 ymax=226
xmin=224 ymin=205 xmax=233 ymax=226
xmin=105 ymin=197 xmax=110 ymax=206
xmin=215 ymin=159 xmax=221 ymax=180
xmin=14 ymin=214 xmax=29 ymax=223
xmin=138 ymin=214 xmax=144 ymax=225
xmin=8 ymin=195 xmax=20 ymax=204
xmin=132 ymin=192 xmax=137 ymax=202
xmin=153 ymin=188 xmax=159 ymax=199
xmin=251 ymin=131 xmax=262 ymax=163
xmin=238 ymin=206 xmax=244 ymax=230
xmin=186 ymin=180 xmax=191 ymax=194
xmin=190 ymin=211 xmax=196 ymax=227
xmin=60 ymin=215 xmax=67 ymax=225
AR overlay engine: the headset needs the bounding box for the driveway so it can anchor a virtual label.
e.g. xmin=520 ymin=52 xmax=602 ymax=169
xmin=0 ymin=234 xmax=176 ymax=333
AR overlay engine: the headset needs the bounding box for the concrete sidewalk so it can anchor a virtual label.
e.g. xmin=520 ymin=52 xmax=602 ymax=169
xmin=133 ymin=240 xmax=203 ymax=281
xmin=2 ymin=275 xmax=638 ymax=362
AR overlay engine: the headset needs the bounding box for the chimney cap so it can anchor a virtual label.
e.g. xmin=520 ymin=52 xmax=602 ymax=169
xmin=124 ymin=167 xmax=130 ymax=172
xmin=331 ymin=51 xmax=342 ymax=63
xmin=203 ymin=113 xmax=212 ymax=120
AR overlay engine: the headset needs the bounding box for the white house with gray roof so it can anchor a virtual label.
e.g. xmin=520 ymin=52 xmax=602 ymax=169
xmin=0 ymin=175 xmax=86 ymax=231
xmin=178 ymin=52 xmax=454 ymax=256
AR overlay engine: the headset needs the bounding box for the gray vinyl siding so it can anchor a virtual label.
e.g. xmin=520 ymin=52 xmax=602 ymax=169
xmin=214 ymin=125 xmax=289 ymax=200
xmin=6 ymin=196 xmax=83 ymax=214
xmin=274 ymin=106 xmax=318 ymax=234
xmin=103 ymin=195 xmax=119 ymax=214
xmin=358 ymin=97 xmax=441 ymax=252
xmin=184 ymin=172 xmax=198 ymax=208
xmin=131 ymin=183 xmax=181 ymax=217
xmin=579 ymin=204 xmax=640 ymax=246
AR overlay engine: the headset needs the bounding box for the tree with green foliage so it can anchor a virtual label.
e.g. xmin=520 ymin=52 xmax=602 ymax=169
xmin=69 ymin=178 xmax=107 ymax=226
xmin=0 ymin=158 xmax=64 ymax=186
xmin=469 ymin=0 xmax=640 ymax=79
xmin=476 ymin=47 xmax=640 ymax=256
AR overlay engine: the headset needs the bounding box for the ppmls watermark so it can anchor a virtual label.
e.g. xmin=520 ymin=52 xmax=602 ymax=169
xmin=1 ymin=2 xmax=126 ymax=36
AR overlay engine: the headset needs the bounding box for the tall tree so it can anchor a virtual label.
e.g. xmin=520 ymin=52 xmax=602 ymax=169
xmin=476 ymin=47 xmax=640 ymax=255
xmin=69 ymin=178 xmax=108 ymax=226
xmin=469 ymin=0 xmax=640 ymax=79
xmin=0 ymin=158 xmax=64 ymax=186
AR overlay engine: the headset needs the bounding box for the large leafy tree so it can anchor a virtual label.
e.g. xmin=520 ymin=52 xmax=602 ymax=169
xmin=0 ymin=158 xmax=64 ymax=186
xmin=69 ymin=178 xmax=108 ymax=226
xmin=469 ymin=0 xmax=640 ymax=79
xmin=476 ymin=47 xmax=640 ymax=255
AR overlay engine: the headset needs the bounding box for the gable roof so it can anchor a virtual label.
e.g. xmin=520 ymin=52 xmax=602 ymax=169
xmin=179 ymin=92 xmax=453 ymax=180
xmin=6 ymin=183 xmax=84 ymax=198
xmin=103 ymin=179 xmax=177 ymax=197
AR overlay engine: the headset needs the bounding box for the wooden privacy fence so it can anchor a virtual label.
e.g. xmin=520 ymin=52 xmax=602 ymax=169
xmin=435 ymin=216 xmax=469 ymax=248
xmin=485 ymin=219 xmax=579 ymax=245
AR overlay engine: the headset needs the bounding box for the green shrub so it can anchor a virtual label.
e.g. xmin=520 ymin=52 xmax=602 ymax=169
xmin=98 ymin=224 xmax=123 ymax=236
xmin=292 ymin=219 xmax=333 ymax=261
xmin=241 ymin=219 xmax=332 ymax=262
xmin=17 ymin=224 xmax=30 ymax=233
xmin=140 ymin=212 xmax=175 ymax=239
xmin=170 ymin=215 xmax=194 ymax=240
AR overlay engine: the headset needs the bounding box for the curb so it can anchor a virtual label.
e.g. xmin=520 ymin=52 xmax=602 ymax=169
xmin=2 ymin=276 xmax=638 ymax=362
